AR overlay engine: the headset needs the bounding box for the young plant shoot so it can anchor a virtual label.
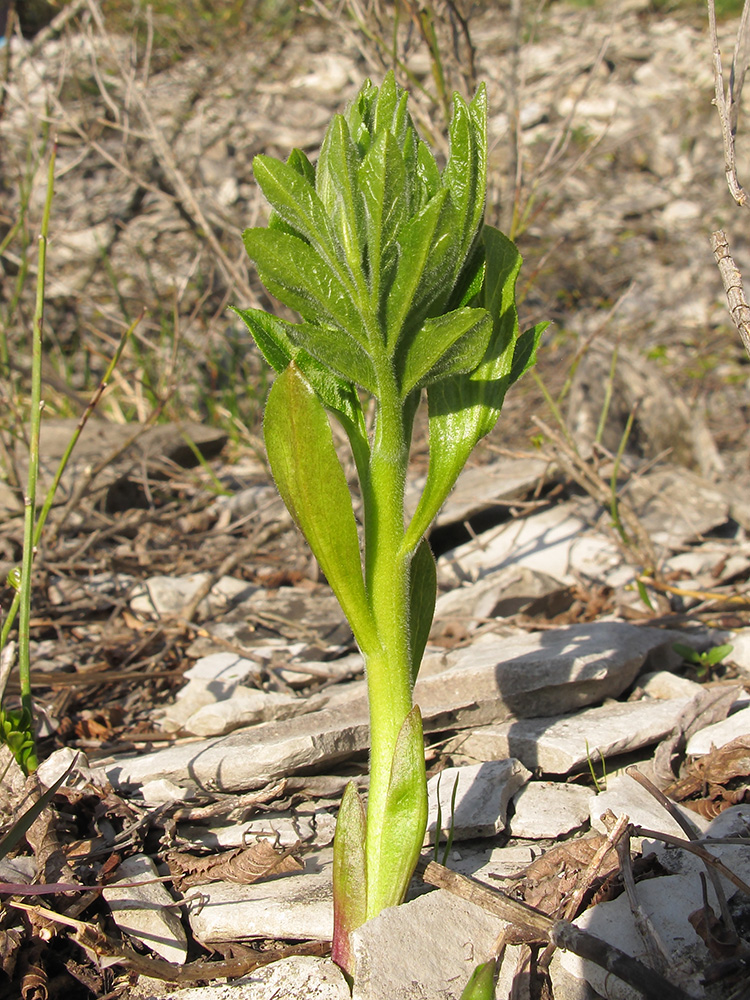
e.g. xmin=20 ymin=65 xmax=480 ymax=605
xmin=236 ymin=72 xmax=544 ymax=975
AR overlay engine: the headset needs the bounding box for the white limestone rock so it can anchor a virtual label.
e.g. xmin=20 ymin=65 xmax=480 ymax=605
xmin=510 ymin=781 xmax=591 ymax=839
xmin=102 ymin=854 xmax=187 ymax=965
xmin=425 ymin=760 xmax=531 ymax=845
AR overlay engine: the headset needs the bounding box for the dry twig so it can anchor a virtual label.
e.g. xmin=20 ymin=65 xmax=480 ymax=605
xmin=707 ymin=0 xmax=750 ymax=207
xmin=416 ymin=857 xmax=692 ymax=1000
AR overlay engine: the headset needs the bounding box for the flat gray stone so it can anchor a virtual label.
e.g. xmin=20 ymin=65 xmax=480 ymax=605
xmin=433 ymin=565 xmax=565 ymax=631
xmin=438 ymin=501 xmax=620 ymax=588
xmin=103 ymin=854 xmax=187 ymax=965
xmin=106 ymin=700 xmax=370 ymax=793
xmin=416 ymin=622 xmax=679 ymax=728
xmin=140 ymin=956 xmax=350 ymax=999
xmin=406 ymin=456 xmax=549 ymax=528
xmin=589 ymin=772 xmax=710 ymax=839
xmin=426 ymin=760 xmax=531 ymax=844
xmin=685 ymin=705 xmax=750 ymax=755
xmin=509 ymin=781 xmax=590 ymax=839
xmin=445 ymin=694 xmax=693 ymax=774
xmin=556 ymin=874 xmax=711 ymax=1000
xmin=181 ymin=808 xmax=336 ymax=850
xmin=351 ymin=889 xmax=507 ymax=1000
xmin=446 ymin=843 xmax=536 ymax=882
xmin=188 ymin=851 xmax=333 ymax=944
xmin=107 ymin=623 xmax=678 ymax=795
xmin=130 ymin=573 xmax=255 ymax=620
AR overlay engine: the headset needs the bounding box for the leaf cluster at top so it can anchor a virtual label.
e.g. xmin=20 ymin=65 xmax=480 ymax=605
xmin=240 ymin=70 xmax=490 ymax=402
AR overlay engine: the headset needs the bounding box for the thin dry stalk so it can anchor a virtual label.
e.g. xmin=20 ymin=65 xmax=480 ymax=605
xmin=627 ymin=766 xmax=739 ymax=942
xmin=416 ymin=858 xmax=692 ymax=1000
xmin=537 ymin=811 xmax=630 ymax=972
xmin=710 ymin=229 xmax=750 ymax=361
xmin=707 ymin=0 xmax=750 ymax=207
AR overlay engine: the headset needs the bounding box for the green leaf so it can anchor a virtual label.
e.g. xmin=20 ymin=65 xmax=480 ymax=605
xmin=359 ymin=129 xmax=406 ymax=305
xmin=231 ymin=306 xmax=294 ymax=375
xmin=460 ymin=960 xmax=498 ymax=1000
xmin=404 ymin=226 xmax=525 ymax=548
xmin=397 ymin=307 xmax=493 ymax=396
xmin=316 ymin=115 xmax=366 ymax=285
xmin=232 ymin=306 xmax=366 ymax=417
xmin=704 ymin=643 xmax=733 ymax=666
xmin=332 ymin=782 xmax=367 ymax=977
xmin=253 ymin=155 xmax=344 ymax=278
xmin=385 ymin=188 xmax=448 ymax=347
xmin=409 ymin=538 xmax=437 ymax=686
xmin=287 ymin=147 xmax=316 ymax=185
xmin=415 ymin=140 xmax=441 ymax=210
xmin=242 ymin=229 xmax=365 ymax=340
xmin=286 ymin=320 xmax=377 ymax=394
xmin=443 ymin=86 xmax=487 ymax=277
xmin=672 ymin=642 xmax=700 ymax=665
xmin=368 ymin=705 xmax=428 ymax=917
xmin=264 ymin=363 xmax=379 ymax=654
xmin=0 ymin=706 xmax=36 ymax=774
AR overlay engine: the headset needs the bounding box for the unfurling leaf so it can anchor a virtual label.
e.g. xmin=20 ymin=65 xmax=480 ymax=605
xmin=332 ymin=782 xmax=367 ymax=977
xmin=460 ymin=959 xmax=498 ymax=1000
xmin=263 ymin=363 xmax=379 ymax=655
xmin=368 ymin=705 xmax=427 ymax=917
xmin=409 ymin=538 xmax=437 ymax=686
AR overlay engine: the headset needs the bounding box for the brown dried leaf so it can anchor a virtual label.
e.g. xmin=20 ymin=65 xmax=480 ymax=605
xmin=688 ymin=903 xmax=739 ymax=960
xmin=682 ymin=785 xmax=747 ymax=820
xmin=167 ymin=840 xmax=303 ymax=889
xmin=508 ymin=834 xmax=620 ymax=914
xmin=0 ymin=928 xmax=23 ymax=978
xmin=665 ymin=735 xmax=750 ymax=801
xmin=653 ymin=686 xmax=742 ymax=786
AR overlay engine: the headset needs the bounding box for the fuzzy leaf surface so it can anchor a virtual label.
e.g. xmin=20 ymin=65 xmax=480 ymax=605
xmin=368 ymin=705 xmax=428 ymax=916
xmin=264 ymin=363 xmax=378 ymax=653
xmin=397 ymin=307 xmax=493 ymax=396
xmin=405 ymin=226 xmax=527 ymax=548
xmin=408 ymin=538 xmax=437 ymax=686
xmin=242 ymin=229 xmax=364 ymax=341
xmin=332 ymin=782 xmax=367 ymax=976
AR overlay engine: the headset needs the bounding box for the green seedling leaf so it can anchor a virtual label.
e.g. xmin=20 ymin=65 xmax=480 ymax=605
xmin=384 ymin=188 xmax=448 ymax=348
xmin=443 ymin=87 xmax=487 ymax=269
xmin=703 ymin=643 xmax=733 ymax=666
xmin=253 ymin=154 xmax=344 ymax=277
xmin=636 ymin=578 xmax=655 ymax=611
xmin=368 ymin=705 xmax=428 ymax=917
xmin=460 ymin=959 xmax=498 ymax=1000
xmin=264 ymin=363 xmax=379 ymax=655
xmin=0 ymin=756 xmax=78 ymax=860
xmin=332 ymin=781 xmax=367 ymax=977
xmin=397 ymin=307 xmax=493 ymax=396
xmin=409 ymin=538 xmax=437 ymax=686
xmin=232 ymin=307 xmax=369 ymax=429
xmin=287 ymin=320 xmax=377 ymax=394
xmin=415 ymin=140 xmax=441 ymax=210
xmin=317 ymin=115 xmax=366 ymax=284
xmin=242 ymin=229 xmax=364 ymax=341
xmin=404 ymin=227 xmax=527 ymax=548
xmin=7 ymin=567 xmax=21 ymax=591
xmin=358 ymin=129 xmax=406 ymax=303
xmin=0 ymin=706 xmax=37 ymax=775
xmin=672 ymin=642 xmax=701 ymax=665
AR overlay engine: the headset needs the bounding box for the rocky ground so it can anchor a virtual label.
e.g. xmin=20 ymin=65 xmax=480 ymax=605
xmin=1 ymin=0 xmax=750 ymax=998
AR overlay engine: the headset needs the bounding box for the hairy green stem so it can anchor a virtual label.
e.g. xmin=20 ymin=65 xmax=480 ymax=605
xmin=362 ymin=355 xmax=416 ymax=915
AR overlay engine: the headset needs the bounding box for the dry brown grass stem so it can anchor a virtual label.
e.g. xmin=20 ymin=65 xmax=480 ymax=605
xmin=707 ymin=0 xmax=750 ymax=208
